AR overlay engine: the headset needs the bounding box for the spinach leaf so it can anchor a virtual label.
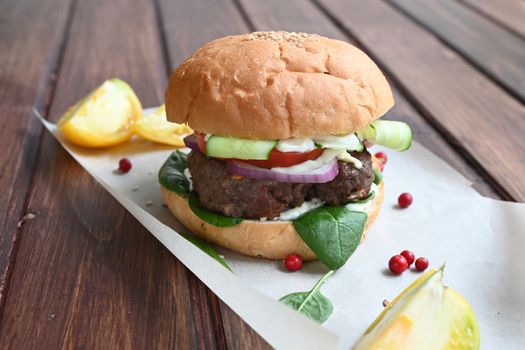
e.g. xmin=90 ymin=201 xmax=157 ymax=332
xmin=279 ymin=270 xmax=334 ymax=323
xmin=182 ymin=234 xmax=232 ymax=271
xmin=189 ymin=192 xmax=243 ymax=227
xmin=373 ymin=166 xmax=383 ymax=185
xmin=293 ymin=207 xmax=367 ymax=270
xmin=158 ymin=151 xmax=190 ymax=194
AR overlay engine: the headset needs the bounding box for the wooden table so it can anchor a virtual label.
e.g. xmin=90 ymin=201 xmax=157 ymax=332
xmin=1 ymin=0 xmax=524 ymax=348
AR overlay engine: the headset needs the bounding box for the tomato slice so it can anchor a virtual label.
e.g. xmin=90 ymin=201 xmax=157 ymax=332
xmin=239 ymin=148 xmax=323 ymax=168
xmin=195 ymin=131 xmax=207 ymax=153
xmin=194 ymin=132 xmax=323 ymax=168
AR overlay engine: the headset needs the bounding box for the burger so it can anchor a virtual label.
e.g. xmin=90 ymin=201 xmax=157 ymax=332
xmin=159 ymin=32 xmax=411 ymax=269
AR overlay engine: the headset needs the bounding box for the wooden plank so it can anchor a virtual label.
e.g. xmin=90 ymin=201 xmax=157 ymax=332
xmin=458 ymin=0 xmax=525 ymax=39
xmin=318 ymin=0 xmax=525 ymax=201
xmin=238 ymin=0 xmax=499 ymax=199
xmin=157 ymin=1 xmax=271 ymax=348
xmin=158 ymin=0 xmax=250 ymax=66
xmin=0 ymin=0 xmax=227 ymax=348
xmin=0 ymin=0 xmax=73 ymax=311
xmin=389 ymin=0 xmax=525 ymax=102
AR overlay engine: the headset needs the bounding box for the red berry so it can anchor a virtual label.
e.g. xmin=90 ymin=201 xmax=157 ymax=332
xmin=415 ymin=257 xmax=429 ymax=271
xmin=388 ymin=255 xmax=408 ymax=275
xmin=374 ymin=152 xmax=388 ymax=164
xmin=400 ymin=250 xmax=415 ymax=266
xmin=118 ymin=158 xmax=132 ymax=173
xmin=398 ymin=192 xmax=413 ymax=208
xmin=284 ymin=254 xmax=302 ymax=272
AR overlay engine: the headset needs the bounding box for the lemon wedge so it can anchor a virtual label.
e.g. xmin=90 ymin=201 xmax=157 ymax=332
xmin=353 ymin=266 xmax=480 ymax=350
xmin=57 ymin=78 xmax=142 ymax=147
xmin=134 ymin=104 xmax=192 ymax=147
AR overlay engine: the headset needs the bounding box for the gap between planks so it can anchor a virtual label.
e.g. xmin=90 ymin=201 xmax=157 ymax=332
xmin=0 ymin=0 xmax=80 ymax=327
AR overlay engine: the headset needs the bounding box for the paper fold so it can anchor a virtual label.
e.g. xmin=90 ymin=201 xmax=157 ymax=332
xmin=35 ymin=109 xmax=524 ymax=349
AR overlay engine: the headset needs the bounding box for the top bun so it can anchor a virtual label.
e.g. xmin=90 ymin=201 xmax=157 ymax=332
xmin=166 ymin=31 xmax=394 ymax=139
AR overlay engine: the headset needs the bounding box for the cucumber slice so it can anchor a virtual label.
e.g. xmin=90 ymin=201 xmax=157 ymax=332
xmin=314 ymin=133 xmax=364 ymax=152
xmin=206 ymin=135 xmax=277 ymax=160
xmin=358 ymin=120 xmax=412 ymax=151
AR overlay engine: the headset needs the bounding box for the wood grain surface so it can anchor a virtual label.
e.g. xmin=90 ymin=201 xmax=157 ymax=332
xmin=390 ymin=0 xmax=525 ymax=102
xmin=0 ymin=0 xmax=73 ymax=309
xmin=458 ymin=0 xmax=525 ymax=39
xmin=158 ymin=0 xmax=248 ymax=67
xmin=0 ymin=0 xmax=523 ymax=348
xmin=318 ymin=0 xmax=525 ymax=201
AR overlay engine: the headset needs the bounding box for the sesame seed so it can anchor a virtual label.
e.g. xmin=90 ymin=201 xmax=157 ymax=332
xmin=244 ymin=31 xmax=319 ymax=47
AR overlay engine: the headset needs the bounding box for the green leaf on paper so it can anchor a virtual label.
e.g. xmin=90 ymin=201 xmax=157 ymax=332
xmin=293 ymin=207 xmax=367 ymax=270
xmin=182 ymin=234 xmax=232 ymax=272
xmin=279 ymin=270 xmax=334 ymax=323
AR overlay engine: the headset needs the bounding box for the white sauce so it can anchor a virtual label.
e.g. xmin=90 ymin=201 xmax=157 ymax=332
xmin=270 ymin=149 xmax=335 ymax=173
xmin=275 ymin=198 xmax=324 ymax=221
xmin=183 ymin=168 xmax=193 ymax=191
xmin=276 ymin=133 xmax=362 ymax=153
xmin=313 ymin=133 xmax=361 ymax=150
xmin=335 ymin=150 xmax=363 ymax=169
xmin=274 ymin=184 xmax=377 ymax=221
xmin=276 ymin=138 xmax=316 ymax=153
xmin=206 ymin=132 xmax=362 ymax=155
xmin=270 ymin=149 xmax=362 ymax=174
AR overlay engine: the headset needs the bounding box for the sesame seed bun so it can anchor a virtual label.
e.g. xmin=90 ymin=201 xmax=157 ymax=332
xmin=160 ymin=179 xmax=383 ymax=260
xmin=165 ymin=31 xmax=394 ymax=139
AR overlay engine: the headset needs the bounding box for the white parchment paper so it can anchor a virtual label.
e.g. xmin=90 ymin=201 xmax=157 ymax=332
xmin=36 ymin=110 xmax=525 ymax=349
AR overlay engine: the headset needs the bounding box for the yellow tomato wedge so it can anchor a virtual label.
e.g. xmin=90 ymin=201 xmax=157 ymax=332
xmin=134 ymin=104 xmax=192 ymax=147
xmin=57 ymin=78 xmax=142 ymax=147
xmin=353 ymin=266 xmax=480 ymax=350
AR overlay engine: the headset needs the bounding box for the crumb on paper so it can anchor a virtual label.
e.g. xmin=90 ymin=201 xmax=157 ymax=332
xmin=148 ymin=170 xmax=154 ymax=175
xmin=383 ymin=299 xmax=389 ymax=307
xmin=132 ymin=186 xmax=139 ymax=192
xmin=145 ymin=201 xmax=153 ymax=206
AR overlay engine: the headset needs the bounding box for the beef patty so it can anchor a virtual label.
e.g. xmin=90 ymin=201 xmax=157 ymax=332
xmin=187 ymin=150 xmax=374 ymax=219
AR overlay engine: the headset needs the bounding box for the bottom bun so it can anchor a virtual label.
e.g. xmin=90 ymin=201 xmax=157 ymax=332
xmin=161 ymin=180 xmax=384 ymax=261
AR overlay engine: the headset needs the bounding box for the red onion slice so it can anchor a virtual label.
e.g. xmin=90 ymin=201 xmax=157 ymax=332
xmin=226 ymin=158 xmax=339 ymax=183
xmin=183 ymin=134 xmax=200 ymax=152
